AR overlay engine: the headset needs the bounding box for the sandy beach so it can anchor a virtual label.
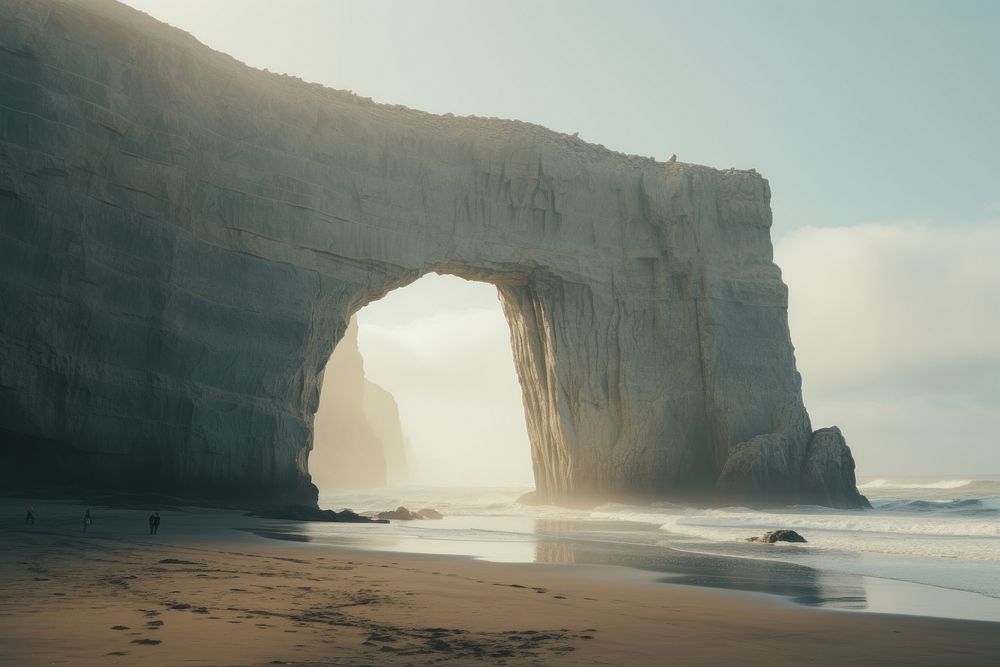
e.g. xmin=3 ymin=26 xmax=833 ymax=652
xmin=1 ymin=500 xmax=997 ymax=666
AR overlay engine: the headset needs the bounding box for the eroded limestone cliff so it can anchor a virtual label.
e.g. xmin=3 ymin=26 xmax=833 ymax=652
xmin=0 ymin=0 xmax=867 ymax=508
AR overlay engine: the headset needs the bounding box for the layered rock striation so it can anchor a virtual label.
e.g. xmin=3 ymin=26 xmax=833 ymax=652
xmin=0 ymin=0 xmax=867 ymax=508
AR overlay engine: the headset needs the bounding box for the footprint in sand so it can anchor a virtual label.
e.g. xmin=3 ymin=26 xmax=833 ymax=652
xmin=111 ymin=625 xmax=129 ymax=631
xmin=131 ymin=638 xmax=162 ymax=645
xmin=106 ymin=651 xmax=128 ymax=656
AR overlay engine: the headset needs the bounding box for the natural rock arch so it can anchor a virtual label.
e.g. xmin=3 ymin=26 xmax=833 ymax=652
xmin=0 ymin=0 xmax=867 ymax=508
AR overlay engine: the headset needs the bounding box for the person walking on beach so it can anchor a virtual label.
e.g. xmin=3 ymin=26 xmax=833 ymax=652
xmin=152 ymin=512 xmax=161 ymax=535
xmin=83 ymin=509 xmax=92 ymax=533
xmin=148 ymin=512 xmax=156 ymax=535
xmin=25 ymin=504 xmax=34 ymax=525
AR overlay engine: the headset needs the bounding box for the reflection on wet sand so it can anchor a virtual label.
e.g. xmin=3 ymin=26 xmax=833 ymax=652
xmin=250 ymin=518 xmax=869 ymax=611
xmin=531 ymin=520 xmax=868 ymax=610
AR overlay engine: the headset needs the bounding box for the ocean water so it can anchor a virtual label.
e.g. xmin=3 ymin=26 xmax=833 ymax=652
xmin=304 ymin=477 xmax=1000 ymax=622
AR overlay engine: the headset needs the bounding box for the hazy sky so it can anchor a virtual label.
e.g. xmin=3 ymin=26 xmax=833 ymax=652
xmin=357 ymin=275 xmax=532 ymax=486
xmin=122 ymin=0 xmax=999 ymax=479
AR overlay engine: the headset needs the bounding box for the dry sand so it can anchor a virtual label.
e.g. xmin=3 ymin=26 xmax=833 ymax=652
xmin=1 ymin=501 xmax=997 ymax=666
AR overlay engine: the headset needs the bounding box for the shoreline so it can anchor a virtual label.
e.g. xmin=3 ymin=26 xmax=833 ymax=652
xmin=258 ymin=522 xmax=1000 ymax=625
xmin=2 ymin=500 xmax=999 ymax=665
xmin=274 ymin=491 xmax=1000 ymax=624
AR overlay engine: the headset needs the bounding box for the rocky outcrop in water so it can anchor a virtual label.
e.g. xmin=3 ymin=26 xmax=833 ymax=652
xmin=253 ymin=505 xmax=388 ymax=523
xmin=375 ymin=507 xmax=445 ymax=521
xmin=0 ymin=0 xmax=867 ymax=508
xmin=748 ymin=530 xmax=807 ymax=544
xmin=716 ymin=428 xmax=870 ymax=508
xmin=801 ymin=427 xmax=870 ymax=508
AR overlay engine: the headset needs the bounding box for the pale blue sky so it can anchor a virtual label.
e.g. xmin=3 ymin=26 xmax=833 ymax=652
xmin=121 ymin=1 xmax=999 ymax=480
xmin=123 ymin=0 xmax=999 ymax=234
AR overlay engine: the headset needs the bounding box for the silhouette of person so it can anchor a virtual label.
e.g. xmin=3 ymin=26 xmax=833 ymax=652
xmin=153 ymin=512 xmax=161 ymax=535
xmin=83 ymin=509 xmax=92 ymax=533
xmin=148 ymin=512 xmax=156 ymax=535
xmin=25 ymin=504 xmax=34 ymax=525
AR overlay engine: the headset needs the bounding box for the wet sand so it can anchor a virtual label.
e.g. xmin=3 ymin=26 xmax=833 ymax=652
xmin=1 ymin=501 xmax=997 ymax=666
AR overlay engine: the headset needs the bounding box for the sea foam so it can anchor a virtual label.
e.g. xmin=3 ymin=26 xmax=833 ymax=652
xmin=859 ymin=478 xmax=975 ymax=490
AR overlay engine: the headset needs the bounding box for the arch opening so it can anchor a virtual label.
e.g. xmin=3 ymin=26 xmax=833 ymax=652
xmin=308 ymin=273 xmax=534 ymax=498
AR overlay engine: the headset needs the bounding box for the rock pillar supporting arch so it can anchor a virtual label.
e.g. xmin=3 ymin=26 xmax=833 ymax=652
xmin=0 ymin=0 xmax=867 ymax=508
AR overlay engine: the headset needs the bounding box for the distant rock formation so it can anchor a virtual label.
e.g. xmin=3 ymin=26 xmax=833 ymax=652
xmin=0 ymin=0 xmax=868 ymax=509
xmin=363 ymin=381 xmax=409 ymax=487
xmin=310 ymin=318 xmax=396 ymax=489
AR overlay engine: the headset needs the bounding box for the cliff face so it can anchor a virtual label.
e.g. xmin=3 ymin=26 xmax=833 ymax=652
xmin=0 ymin=0 xmax=867 ymax=508
xmin=310 ymin=318 xmax=394 ymax=490
xmin=363 ymin=381 xmax=409 ymax=487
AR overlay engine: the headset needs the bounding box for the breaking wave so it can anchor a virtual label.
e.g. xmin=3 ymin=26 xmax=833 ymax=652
xmin=859 ymin=478 xmax=977 ymax=490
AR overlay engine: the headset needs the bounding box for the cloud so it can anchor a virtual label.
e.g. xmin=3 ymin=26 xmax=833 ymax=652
xmin=775 ymin=221 xmax=1000 ymax=475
